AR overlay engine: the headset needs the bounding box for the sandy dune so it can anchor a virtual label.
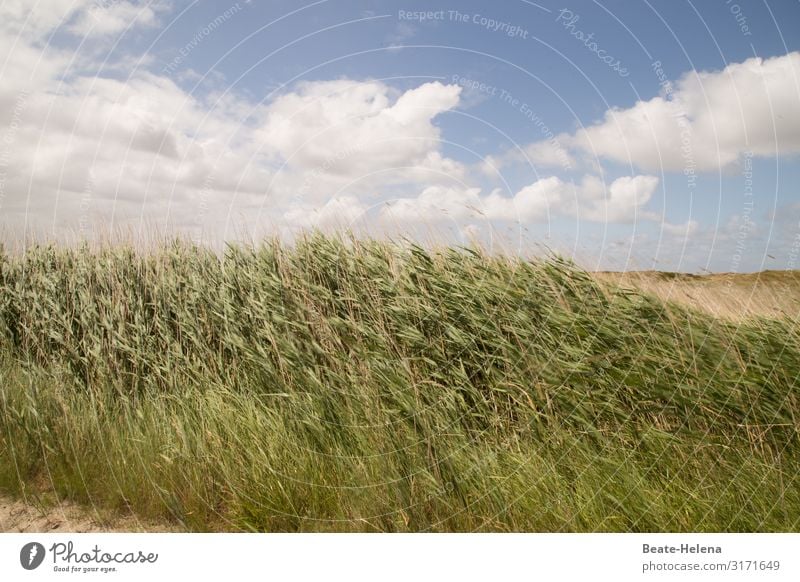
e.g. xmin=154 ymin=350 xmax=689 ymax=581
xmin=0 ymin=494 xmax=177 ymax=533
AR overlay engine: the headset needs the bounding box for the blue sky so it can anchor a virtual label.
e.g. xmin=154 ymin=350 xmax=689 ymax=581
xmin=2 ymin=0 xmax=799 ymax=271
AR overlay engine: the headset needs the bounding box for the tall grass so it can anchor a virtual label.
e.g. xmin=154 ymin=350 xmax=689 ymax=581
xmin=1 ymin=234 xmax=798 ymax=531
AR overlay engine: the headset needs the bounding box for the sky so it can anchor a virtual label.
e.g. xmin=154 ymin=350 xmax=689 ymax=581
xmin=1 ymin=0 xmax=799 ymax=272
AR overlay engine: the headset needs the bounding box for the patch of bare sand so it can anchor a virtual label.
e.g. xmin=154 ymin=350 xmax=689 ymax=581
xmin=0 ymin=493 xmax=180 ymax=533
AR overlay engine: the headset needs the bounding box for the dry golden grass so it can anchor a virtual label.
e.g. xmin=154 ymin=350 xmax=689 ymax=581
xmin=594 ymin=270 xmax=800 ymax=320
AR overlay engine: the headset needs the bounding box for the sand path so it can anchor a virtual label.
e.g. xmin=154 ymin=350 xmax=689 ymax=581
xmin=0 ymin=493 xmax=177 ymax=533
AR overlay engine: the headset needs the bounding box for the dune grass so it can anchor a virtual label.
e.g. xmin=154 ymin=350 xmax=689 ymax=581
xmin=0 ymin=234 xmax=798 ymax=531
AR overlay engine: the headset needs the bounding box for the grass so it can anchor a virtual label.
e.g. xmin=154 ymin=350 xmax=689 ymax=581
xmin=597 ymin=269 xmax=800 ymax=320
xmin=0 ymin=233 xmax=798 ymax=531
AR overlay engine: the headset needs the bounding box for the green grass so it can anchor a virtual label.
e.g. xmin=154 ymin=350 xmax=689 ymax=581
xmin=1 ymin=234 xmax=798 ymax=531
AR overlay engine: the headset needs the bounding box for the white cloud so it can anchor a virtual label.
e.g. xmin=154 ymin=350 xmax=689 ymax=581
xmin=0 ymin=0 xmax=86 ymax=37
xmin=381 ymin=174 xmax=661 ymax=225
xmin=257 ymin=80 xmax=463 ymax=187
xmin=482 ymin=140 xmax=576 ymax=176
xmin=523 ymin=140 xmax=575 ymax=169
xmin=283 ymin=196 xmax=367 ymax=230
xmin=67 ymin=1 xmax=163 ymax=37
xmin=0 ymin=0 xmax=472 ymax=238
xmin=482 ymin=177 xmax=566 ymax=222
xmin=661 ymin=219 xmax=699 ymax=237
xmin=569 ymin=52 xmax=800 ymax=172
xmin=381 ymin=185 xmax=483 ymax=223
xmin=579 ymin=175 xmax=660 ymax=222
xmin=7 ymin=0 xmax=791 ymax=263
xmin=0 ymin=0 xmax=163 ymax=40
xmin=0 ymin=6 xmax=467 ymax=239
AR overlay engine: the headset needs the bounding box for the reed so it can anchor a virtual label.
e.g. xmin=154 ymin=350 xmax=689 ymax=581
xmin=1 ymin=234 xmax=798 ymax=531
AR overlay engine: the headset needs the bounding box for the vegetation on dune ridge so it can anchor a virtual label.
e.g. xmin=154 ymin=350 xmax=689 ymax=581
xmin=0 ymin=234 xmax=798 ymax=531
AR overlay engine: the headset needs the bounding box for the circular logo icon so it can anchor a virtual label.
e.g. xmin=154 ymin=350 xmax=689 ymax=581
xmin=20 ymin=542 xmax=46 ymax=570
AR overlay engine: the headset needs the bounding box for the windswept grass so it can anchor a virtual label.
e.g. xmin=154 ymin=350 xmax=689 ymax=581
xmin=1 ymin=234 xmax=798 ymax=531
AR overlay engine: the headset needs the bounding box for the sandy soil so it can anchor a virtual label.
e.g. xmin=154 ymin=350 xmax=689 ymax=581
xmin=0 ymin=493 xmax=179 ymax=533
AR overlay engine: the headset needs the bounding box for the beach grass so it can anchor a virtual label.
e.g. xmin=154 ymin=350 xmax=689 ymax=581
xmin=1 ymin=234 xmax=798 ymax=531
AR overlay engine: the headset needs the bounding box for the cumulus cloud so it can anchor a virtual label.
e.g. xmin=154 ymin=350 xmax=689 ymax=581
xmin=0 ymin=0 xmax=164 ymax=40
xmin=569 ymin=52 xmax=800 ymax=172
xmin=0 ymin=0 xmax=85 ymax=38
xmin=0 ymin=0 xmax=467 ymax=239
xmin=6 ymin=0 xmax=771 ymax=255
xmin=481 ymin=139 xmax=576 ymax=177
xmin=382 ymin=174 xmax=661 ymax=224
xmin=255 ymin=80 xmax=463 ymax=195
xmin=382 ymin=186 xmax=483 ymax=223
xmin=1 ymin=74 xmax=465 ymax=235
xmin=68 ymin=1 xmax=163 ymax=37
xmin=283 ymin=195 xmax=368 ymax=230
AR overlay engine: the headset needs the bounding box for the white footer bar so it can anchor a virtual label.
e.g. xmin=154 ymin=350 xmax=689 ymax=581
xmin=2 ymin=533 xmax=797 ymax=581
